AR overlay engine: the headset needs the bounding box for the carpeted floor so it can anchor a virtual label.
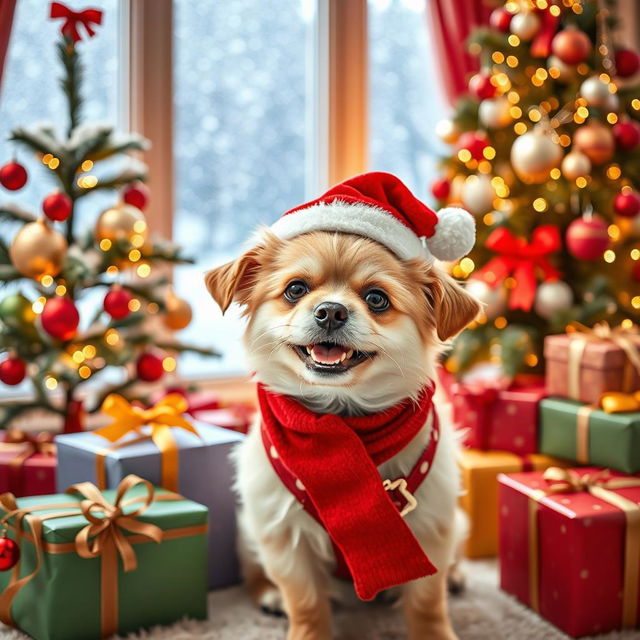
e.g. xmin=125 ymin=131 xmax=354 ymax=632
xmin=1 ymin=560 xmax=637 ymax=639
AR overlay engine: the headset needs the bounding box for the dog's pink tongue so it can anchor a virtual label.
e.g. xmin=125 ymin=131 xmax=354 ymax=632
xmin=311 ymin=344 xmax=345 ymax=364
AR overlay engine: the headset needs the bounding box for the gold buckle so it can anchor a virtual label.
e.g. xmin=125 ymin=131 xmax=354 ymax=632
xmin=383 ymin=478 xmax=417 ymax=517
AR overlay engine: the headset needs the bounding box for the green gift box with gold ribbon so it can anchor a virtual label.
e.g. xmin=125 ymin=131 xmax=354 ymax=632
xmin=539 ymin=396 xmax=640 ymax=474
xmin=0 ymin=475 xmax=208 ymax=640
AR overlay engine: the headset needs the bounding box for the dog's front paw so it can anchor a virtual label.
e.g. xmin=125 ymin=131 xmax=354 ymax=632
xmin=259 ymin=585 xmax=286 ymax=617
xmin=447 ymin=563 xmax=466 ymax=596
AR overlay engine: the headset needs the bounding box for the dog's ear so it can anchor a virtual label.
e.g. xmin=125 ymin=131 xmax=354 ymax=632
xmin=204 ymin=247 xmax=262 ymax=314
xmin=429 ymin=271 xmax=481 ymax=341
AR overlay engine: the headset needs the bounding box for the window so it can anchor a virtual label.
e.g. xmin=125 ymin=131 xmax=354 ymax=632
xmin=369 ymin=0 xmax=447 ymax=200
xmin=0 ymin=0 xmax=120 ymax=230
xmin=172 ymin=0 xmax=312 ymax=375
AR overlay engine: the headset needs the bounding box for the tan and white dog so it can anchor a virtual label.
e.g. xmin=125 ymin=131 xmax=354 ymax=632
xmin=205 ymin=173 xmax=479 ymax=640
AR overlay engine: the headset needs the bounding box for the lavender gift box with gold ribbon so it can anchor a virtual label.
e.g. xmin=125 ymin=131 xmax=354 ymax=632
xmin=55 ymin=394 xmax=244 ymax=589
xmin=0 ymin=475 xmax=208 ymax=640
xmin=499 ymin=467 xmax=640 ymax=637
xmin=539 ymin=396 xmax=640 ymax=474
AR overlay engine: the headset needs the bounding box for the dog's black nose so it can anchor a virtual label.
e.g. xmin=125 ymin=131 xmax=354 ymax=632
xmin=314 ymin=302 xmax=348 ymax=331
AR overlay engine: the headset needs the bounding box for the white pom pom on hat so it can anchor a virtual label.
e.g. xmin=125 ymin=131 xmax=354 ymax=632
xmin=269 ymin=171 xmax=475 ymax=262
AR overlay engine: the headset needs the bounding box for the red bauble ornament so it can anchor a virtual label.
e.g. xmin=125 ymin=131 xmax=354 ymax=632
xmin=456 ymin=131 xmax=489 ymax=161
xmin=42 ymin=191 xmax=73 ymax=222
xmin=137 ymin=353 xmax=165 ymax=382
xmin=41 ymin=297 xmax=80 ymax=341
xmin=0 ymin=536 xmax=20 ymax=571
xmin=0 ymin=161 xmax=28 ymax=191
xmin=122 ymin=182 xmax=150 ymax=211
xmin=431 ymin=177 xmax=451 ymax=201
xmin=613 ymin=120 xmax=640 ymax=150
xmin=551 ymin=27 xmax=592 ymax=65
xmin=565 ymin=216 xmax=610 ymax=260
xmin=103 ymin=287 xmax=133 ymax=320
xmin=0 ymin=355 xmax=27 ymax=386
xmin=469 ymin=73 xmax=496 ymax=100
xmin=613 ymin=190 xmax=640 ymax=218
xmin=614 ymin=48 xmax=640 ymax=78
xmin=490 ymin=7 xmax=512 ymax=33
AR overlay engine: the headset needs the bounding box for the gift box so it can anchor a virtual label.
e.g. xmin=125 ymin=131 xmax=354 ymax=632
xmin=499 ymin=467 xmax=640 ymax=637
xmin=0 ymin=430 xmax=56 ymax=497
xmin=459 ymin=448 xmax=570 ymax=558
xmin=0 ymin=474 xmax=208 ymax=640
xmin=194 ymin=405 xmax=255 ymax=434
xmin=539 ymin=397 xmax=640 ymax=474
xmin=55 ymin=394 xmax=243 ymax=589
xmin=452 ymin=378 xmax=546 ymax=456
xmin=545 ymin=325 xmax=640 ymax=405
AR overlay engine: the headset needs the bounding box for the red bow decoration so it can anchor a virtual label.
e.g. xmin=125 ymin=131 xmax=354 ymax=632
xmin=531 ymin=7 xmax=560 ymax=58
xmin=50 ymin=2 xmax=103 ymax=43
xmin=477 ymin=225 xmax=561 ymax=312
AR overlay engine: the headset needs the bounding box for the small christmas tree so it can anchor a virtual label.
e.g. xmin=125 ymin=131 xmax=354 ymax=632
xmin=433 ymin=0 xmax=640 ymax=378
xmin=0 ymin=6 xmax=217 ymax=429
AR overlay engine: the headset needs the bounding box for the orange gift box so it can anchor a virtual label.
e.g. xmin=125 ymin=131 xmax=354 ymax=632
xmin=459 ymin=449 xmax=570 ymax=558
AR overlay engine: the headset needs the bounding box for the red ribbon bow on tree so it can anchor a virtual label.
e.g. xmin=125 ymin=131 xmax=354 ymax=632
xmin=50 ymin=2 xmax=103 ymax=43
xmin=477 ymin=225 xmax=561 ymax=312
xmin=530 ymin=7 xmax=560 ymax=58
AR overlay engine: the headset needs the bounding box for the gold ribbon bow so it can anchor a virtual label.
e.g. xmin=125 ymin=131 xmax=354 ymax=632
xmin=0 ymin=475 xmax=203 ymax=638
xmin=528 ymin=467 xmax=640 ymax=628
xmin=94 ymin=394 xmax=199 ymax=491
xmin=599 ymin=391 xmax=640 ymax=414
xmin=567 ymin=322 xmax=640 ymax=401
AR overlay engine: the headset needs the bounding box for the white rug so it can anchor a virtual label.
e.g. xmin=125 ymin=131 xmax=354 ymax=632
xmin=0 ymin=560 xmax=636 ymax=639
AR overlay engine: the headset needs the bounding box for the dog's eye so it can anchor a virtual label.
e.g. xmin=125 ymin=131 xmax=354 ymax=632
xmin=284 ymin=280 xmax=309 ymax=302
xmin=364 ymin=289 xmax=389 ymax=312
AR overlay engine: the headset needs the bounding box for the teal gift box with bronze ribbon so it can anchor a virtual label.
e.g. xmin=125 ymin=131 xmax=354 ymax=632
xmin=0 ymin=475 xmax=208 ymax=640
xmin=539 ymin=395 xmax=640 ymax=474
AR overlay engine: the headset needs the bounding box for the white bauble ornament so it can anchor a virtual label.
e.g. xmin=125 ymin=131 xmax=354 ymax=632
xmin=465 ymin=279 xmax=507 ymax=319
xmin=561 ymin=150 xmax=592 ymax=180
xmin=510 ymin=127 xmax=563 ymax=183
xmin=435 ymin=119 xmax=460 ymax=144
xmin=579 ymin=76 xmax=620 ymax=111
xmin=478 ymin=97 xmax=512 ymax=129
xmin=547 ymin=55 xmax=577 ymax=83
xmin=461 ymin=175 xmax=496 ymax=216
xmin=534 ymin=281 xmax=573 ymax=319
xmin=510 ymin=11 xmax=541 ymax=41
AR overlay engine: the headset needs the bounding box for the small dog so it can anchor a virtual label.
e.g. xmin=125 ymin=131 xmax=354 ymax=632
xmin=205 ymin=173 xmax=479 ymax=640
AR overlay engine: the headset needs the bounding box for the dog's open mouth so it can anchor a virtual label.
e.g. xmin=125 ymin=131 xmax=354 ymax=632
xmin=292 ymin=342 xmax=375 ymax=374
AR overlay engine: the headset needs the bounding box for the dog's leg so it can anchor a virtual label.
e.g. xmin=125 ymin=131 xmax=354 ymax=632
xmin=447 ymin=508 xmax=468 ymax=595
xmin=260 ymin=533 xmax=332 ymax=640
xmin=402 ymin=572 xmax=459 ymax=640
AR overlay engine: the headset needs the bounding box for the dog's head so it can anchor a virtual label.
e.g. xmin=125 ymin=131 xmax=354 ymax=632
xmin=205 ymin=230 xmax=479 ymax=414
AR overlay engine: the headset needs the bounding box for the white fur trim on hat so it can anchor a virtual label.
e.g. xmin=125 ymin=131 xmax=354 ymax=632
xmin=426 ymin=207 xmax=476 ymax=262
xmin=270 ymin=200 xmax=424 ymax=260
xmin=269 ymin=200 xmax=475 ymax=262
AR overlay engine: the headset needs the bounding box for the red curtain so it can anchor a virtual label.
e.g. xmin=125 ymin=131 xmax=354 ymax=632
xmin=0 ymin=0 xmax=17 ymax=96
xmin=427 ymin=0 xmax=492 ymax=105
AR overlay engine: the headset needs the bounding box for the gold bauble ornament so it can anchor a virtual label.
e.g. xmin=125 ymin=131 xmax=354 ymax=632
xmin=95 ymin=204 xmax=148 ymax=244
xmin=9 ymin=219 xmax=67 ymax=280
xmin=561 ymin=150 xmax=592 ymax=180
xmin=579 ymin=76 xmax=619 ymax=112
xmin=573 ymin=121 xmax=615 ymax=165
xmin=478 ymin=97 xmax=512 ymax=129
xmin=163 ymin=289 xmax=193 ymax=331
xmin=435 ymin=119 xmax=460 ymax=145
xmin=510 ymin=127 xmax=563 ymax=184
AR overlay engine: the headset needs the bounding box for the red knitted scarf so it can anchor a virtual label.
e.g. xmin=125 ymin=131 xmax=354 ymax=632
xmin=257 ymin=383 xmax=438 ymax=601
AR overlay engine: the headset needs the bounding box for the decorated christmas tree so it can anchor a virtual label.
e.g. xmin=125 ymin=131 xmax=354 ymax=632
xmin=433 ymin=0 xmax=640 ymax=378
xmin=0 ymin=7 xmax=217 ymax=429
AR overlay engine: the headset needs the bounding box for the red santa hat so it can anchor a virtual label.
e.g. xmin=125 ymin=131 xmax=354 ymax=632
xmin=269 ymin=172 xmax=475 ymax=262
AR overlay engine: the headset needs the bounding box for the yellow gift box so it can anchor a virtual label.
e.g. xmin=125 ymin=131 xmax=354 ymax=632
xmin=459 ymin=449 xmax=571 ymax=558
